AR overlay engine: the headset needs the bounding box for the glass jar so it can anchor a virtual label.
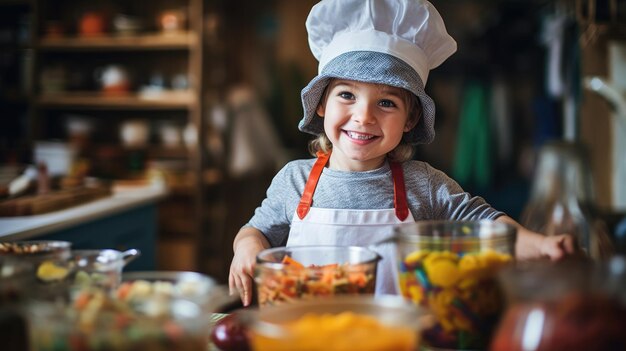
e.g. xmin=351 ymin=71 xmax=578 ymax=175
xmin=392 ymin=220 xmax=516 ymax=350
xmin=520 ymin=141 xmax=613 ymax=259
xmin=491 ymin=257 xmax=626 ymax=351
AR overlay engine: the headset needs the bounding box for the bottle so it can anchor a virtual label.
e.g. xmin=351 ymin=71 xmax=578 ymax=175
xmin=520 ymin=141 xmax=613 ymax=259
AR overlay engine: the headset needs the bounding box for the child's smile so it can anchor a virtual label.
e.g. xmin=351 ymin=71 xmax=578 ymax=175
xmin=344 ymin=130 xmax=379 ymax=143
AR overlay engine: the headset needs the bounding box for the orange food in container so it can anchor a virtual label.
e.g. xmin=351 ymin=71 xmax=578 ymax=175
xmin=255 ymin=246 xmax=379 ymax=307
xmin=241 ymin=295 xmax=433 ymax=351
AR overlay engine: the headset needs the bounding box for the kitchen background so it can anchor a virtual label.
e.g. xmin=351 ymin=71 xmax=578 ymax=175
xmin=0 ymin=0 xmax=625 ymax=283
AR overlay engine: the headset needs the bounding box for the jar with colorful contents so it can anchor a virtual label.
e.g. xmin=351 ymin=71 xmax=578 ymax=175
xmin=393 ymin=220 xmax=516 ymax=350
xmin=255 ymin=246 xmax=379 ymax=307
xmin=491 ymin=257 xmax=626 ymax=351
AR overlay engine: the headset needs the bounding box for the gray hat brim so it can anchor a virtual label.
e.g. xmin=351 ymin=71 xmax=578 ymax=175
xmin=299 ymin=51 xmax=435 ymax=145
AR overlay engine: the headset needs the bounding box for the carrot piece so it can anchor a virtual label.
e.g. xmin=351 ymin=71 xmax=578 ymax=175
xmin=281 ymin=255 xmax=305 ymax=269
xmin=348 ymin=272 xmax=367 ymax=287
xmin=116 ymin=282 xmax=132 ymax=300
xmin=74 ymin=292 xmax=91 ymax=310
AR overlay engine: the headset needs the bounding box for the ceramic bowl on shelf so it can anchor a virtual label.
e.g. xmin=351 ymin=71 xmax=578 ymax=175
xmin=255 ymin=245 xmax=380 ymax=307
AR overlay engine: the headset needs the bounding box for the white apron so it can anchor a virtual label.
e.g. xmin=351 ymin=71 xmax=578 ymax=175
xmin=287 ymin=152 xmax=414 ymax=295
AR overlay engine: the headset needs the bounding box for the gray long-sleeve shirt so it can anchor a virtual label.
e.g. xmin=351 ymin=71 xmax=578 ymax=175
xmin=247 ymin=159 xmax=504 ymax=247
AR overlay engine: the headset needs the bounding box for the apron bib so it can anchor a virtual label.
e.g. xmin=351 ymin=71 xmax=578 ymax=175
xmin=287 ymin=152 xmax=414 ymax=295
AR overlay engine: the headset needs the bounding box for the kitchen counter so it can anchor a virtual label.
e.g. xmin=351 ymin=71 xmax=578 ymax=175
xmin=0 ymin=184 xmax=167 ymax=270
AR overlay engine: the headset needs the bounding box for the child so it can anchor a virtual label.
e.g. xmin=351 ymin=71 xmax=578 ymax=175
xmin=229 ymin=0 xmax=576 ymax=306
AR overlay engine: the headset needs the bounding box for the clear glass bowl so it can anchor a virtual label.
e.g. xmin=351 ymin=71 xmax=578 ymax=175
xmin=392 ymin=220 xmax=516 ymax=350
xmin=241 ymin=294 xmax=433 ymax=351
xmin=0 ymin=240 xmax=71 ymax=263
xmin=119 ymin=271 xmax=232 ymax=312
xmin=0 ymin=241 xmax=73 ymax=301
xmin=255 ymin=245 xmax=380 ymax=307
xmin=491 ymin=256 xmax=626 ymax=351
xmin=28 ymin=271 xmax=231 ymax=351
xmin=66 ymin=249 xmax=140 ymax=292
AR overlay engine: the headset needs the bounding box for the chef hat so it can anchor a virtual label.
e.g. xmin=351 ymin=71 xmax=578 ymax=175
xmin=298 ymin=0 xmax=457 ymax=145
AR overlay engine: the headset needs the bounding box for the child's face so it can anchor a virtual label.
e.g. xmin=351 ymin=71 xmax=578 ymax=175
xmin=317 ymin=79 xmax=415 ymax=171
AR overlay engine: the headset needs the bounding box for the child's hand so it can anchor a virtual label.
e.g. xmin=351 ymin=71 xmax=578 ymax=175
xmin=497 ymin=216 xmax=580 ymax=260
xmin=537 ymin=234 xmax=579 ymax=260
xmin=229 ymin=227 xmax=270 ymax=306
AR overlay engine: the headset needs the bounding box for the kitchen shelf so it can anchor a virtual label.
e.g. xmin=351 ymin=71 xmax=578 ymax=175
xmin=38 ymin=32 xmax=197 ymax=51
xmin=36 ymin=91 xmax=195 ymax=110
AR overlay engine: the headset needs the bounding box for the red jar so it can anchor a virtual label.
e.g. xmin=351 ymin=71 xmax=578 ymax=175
xmin=491 ymin=258 xmax=626 ymax=351
xmin=79 ymin=12 xmax=106 ymax=37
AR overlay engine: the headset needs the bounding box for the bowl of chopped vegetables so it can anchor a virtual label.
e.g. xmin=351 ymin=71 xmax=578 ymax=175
xmin=241 ymin=294 xmax=433 ymax=351
xmin=28 ymin=271 xmax=232 ymax=351
xmin=255 ymin=245 xmax=380 ymax=307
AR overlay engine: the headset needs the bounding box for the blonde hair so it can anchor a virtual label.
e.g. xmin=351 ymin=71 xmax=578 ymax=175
xmin=308 ymin=82 xmax=421 ymax=163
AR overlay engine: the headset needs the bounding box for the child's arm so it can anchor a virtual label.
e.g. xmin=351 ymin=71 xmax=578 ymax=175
xmin=229 ymin=226 xmax=271 ymax=306
xmin=496 ymin=216 xmax=578 ymax=260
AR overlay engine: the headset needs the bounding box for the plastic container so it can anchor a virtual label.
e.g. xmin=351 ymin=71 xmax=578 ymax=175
xmin=29 ymin=271 xmax=231 ymax=351
xmin=392 ymin=220 xmax=516 ymax=350
xmin=241 ymin=294 xmax=433 ymax=351
xmin=491 ymin=257 xmax=626 ymax=351
xmin=255 ymin=246 xmax=380 ymax=307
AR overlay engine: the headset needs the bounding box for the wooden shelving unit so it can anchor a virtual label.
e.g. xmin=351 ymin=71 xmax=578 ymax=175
xmin=37 ymin=91 xmax=195 ymax=110
xmin=20 ymin=0 xmax=211 ymax=271
xmin=38 ymin=32 xmax=196 ymax=51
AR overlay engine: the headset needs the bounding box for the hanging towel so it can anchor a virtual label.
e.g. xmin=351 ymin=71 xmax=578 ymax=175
xmin=453 ymin=82 xmax=492 ymax=189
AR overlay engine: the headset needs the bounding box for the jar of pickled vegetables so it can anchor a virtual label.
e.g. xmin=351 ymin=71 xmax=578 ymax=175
xmin=392 ymin=220 xmax=516 ymax=350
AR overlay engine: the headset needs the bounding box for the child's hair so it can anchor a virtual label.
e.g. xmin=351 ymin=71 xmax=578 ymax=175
xmin=308 ymin=80 xmax=421 ymax=163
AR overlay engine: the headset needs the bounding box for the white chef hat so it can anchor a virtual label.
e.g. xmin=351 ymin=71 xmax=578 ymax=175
xmin=299 ymin=0 xmax=457 ymax=145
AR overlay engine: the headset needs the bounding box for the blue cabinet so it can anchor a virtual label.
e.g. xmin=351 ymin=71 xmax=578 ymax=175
xmin=43 ymin=204 xmax=157 ymax=271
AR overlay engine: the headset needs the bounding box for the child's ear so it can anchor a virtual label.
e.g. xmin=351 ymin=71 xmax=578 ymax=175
xmin=316 ymin=103 xmax=325 ymax=117
xmin=404 ymin=117 xmax=419 ymax=132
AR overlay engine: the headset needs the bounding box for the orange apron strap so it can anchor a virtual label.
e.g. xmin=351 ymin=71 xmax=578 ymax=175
xmin=390 ymin=162 xmax=409 ymax=221
xmin=297 ymin=151 xmax=330 ymax=219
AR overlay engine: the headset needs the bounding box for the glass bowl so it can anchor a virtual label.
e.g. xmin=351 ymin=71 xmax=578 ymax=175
xmin=255 ymin=246 xmax=380 ymax=307
xmin=392 ymin=220 xmax=516 ymax=350
xmin=0 ymin=241 xmax=73 ymax=301
xmin=119 ymin=271 xmax=232 ymax=312
xmin=241 ymin=294 xmax=433 ymax=351
xmin=0 ymin=240 xmax=71 ymax=263
xmin=29 ymin=271 xmax=231 ymax=351
xmin=491 ymin=256 xmax=626 ymax=351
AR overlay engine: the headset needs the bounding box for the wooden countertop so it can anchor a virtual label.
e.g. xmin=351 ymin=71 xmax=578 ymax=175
xmin=0 ymin=185 xmax=167 ymax=240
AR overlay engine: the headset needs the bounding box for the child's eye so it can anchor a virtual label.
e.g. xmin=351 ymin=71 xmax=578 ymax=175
xmin=338 ymin=92 xmax=354 ymax=100
xmin=379 ymin=99 xmax=397 ymax=108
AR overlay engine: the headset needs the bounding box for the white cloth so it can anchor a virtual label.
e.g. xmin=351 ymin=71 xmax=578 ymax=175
xmin=287 ymin=207 xmax=414 ymax=295
xmin=306 ymin=0 xmax=457 ymax=85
